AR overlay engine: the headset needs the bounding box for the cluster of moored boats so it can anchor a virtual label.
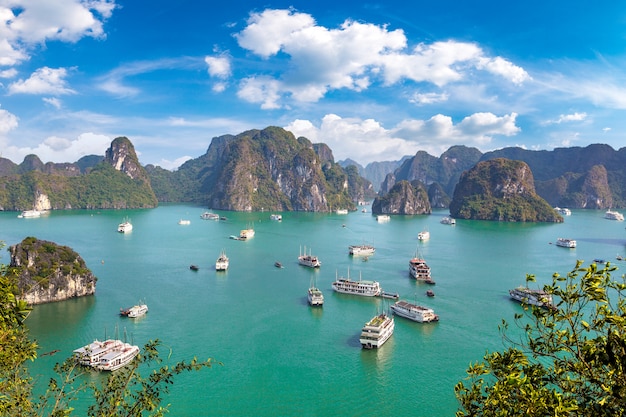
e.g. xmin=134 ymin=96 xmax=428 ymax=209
xmin=298 ymin=242 xmax=440 ymax=349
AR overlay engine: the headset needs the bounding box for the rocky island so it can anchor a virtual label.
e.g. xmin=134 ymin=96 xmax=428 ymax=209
xmin=7 ymin=237 xmax=97 ymax=305
xmin=449 ymin=158 xmax=563 ymax=222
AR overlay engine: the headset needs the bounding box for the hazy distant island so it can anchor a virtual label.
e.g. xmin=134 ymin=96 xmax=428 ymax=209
xmin=0 ymin=126 xmax=624 ymax=222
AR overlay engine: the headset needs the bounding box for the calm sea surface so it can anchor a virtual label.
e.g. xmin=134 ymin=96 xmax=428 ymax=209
xmin=1 ymin=205 xmax=625 ymax=416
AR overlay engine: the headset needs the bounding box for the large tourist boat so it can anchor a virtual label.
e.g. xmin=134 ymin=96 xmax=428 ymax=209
xmin=17 ymin=209 xmax=45 ymax=218
xmin=604 ymin=209 xmax=625 ymax=221
xmin=270 ymin=213 xmax=282 ymax=221
xmin=409 ymin=255 xmax=434 ymax=284
xmin=239 ymin=226 xmax=255 ymax=239
xmin=120 ymin=303 xmax=148 ymax=318
xmin=200 ymin=211 xmax=220 ymax=220
xmin=331 ymin=270 xmax=381 ymax=297
xmin=73 ymin=339 xmax=121 ymax=367
xmin=556 ymin=237 xmax=576 ymax=248
xmin=390 ymin=300 xmax=439 ymax=323
xmin=376 ymin=214 xmax=390 ymax=222
xmin=298 ymin=246 xmax=321 ymax=268
xmin=348 ymin=244 xmax=375 ymax=256
xmin=307 ymin=279 xmax=324 ymax=306
xmin=215 ymin=250 xmax=229 ymax=271
xmin=440 ymin=216 xmax=456 ymax=225
xmin=178 ymin=219 xmax=191 ymax=225
xmin=509 ymin=286 xmax=553 ymax=308
xmin=417 ymin=230 xmax=430 ymax=240
xmin=95 ymin=342 xmax=140 ymax=371
xmin=117 ymin=218 xmax=133 ymax=233
xmin=336 ymin=209 xmax=348 ymax=214
xmin=554 ymin=207 xmax=571 ymax=216
xmin=359 ymin=313 xmax=394 ymax=349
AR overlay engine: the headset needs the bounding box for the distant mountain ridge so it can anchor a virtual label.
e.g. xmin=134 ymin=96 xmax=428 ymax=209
xmin=382 ymin=143 xmax=626 ymax=209
xmin=2 ymin=129 xmax=625 ymax=212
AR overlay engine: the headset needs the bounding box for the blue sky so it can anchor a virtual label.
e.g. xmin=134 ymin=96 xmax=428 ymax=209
xmin=1 ymin=1 xmax=625 ymax=169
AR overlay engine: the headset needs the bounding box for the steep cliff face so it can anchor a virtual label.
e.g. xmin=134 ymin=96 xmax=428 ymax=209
xmin=536 ymin=164 xmax=613 ymax=209
xmin=157 ymin=126 xmax=356 ymax=212
xmin=105 ymin=137 xmax=150 ymax=184
xmin=450 ymin=158 xmax=562 ymax=222
xmin=371 ymin=180 xmax=431 ymax=215
xmin=8 ymin=237 xmax=97 ymax=305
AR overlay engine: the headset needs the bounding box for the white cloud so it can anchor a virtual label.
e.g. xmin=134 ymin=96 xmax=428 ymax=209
xmin=0 ymin=108 xmax=19 ymax=135
xmin=0 ymin=68 xmax=18 ymax=79
xmin=237 ymin=76 xmax=282 ymax=109
xmin=286 ymin=112 xmax=520 ymax=164
xmin=233 ymin=9 xmax=529 ymax=109
xmin=409 ymin=92 xmax=449 ymax=105
xmin=205 ymin=55 xmax=231 ymax=78
xmin=556 ymin=112 xmax=587 ymax=123
xmin=0 ymin=0 xmax=116 ymax=66
xmin=43 ymin=97 xmax=62 ymax=109
xmin=2 ymin=132 xmax=112 ymax=163
xmin=476 ymin=56 xmax=531 ymax=84
xmin=8 ymin=67 xmax=76 ymax=95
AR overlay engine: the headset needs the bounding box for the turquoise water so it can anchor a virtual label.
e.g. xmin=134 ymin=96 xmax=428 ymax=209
xmin=1 ymin=205 xmax=625 ymax=416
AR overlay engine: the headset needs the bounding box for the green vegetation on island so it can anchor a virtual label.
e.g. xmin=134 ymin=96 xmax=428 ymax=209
xmin=456 ymin=261 xmax=626 ymax=416
xmin=0 ymin=241 xmax=213 ymax=416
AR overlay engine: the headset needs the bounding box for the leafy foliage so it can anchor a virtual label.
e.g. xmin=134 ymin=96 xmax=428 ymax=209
xmin=0 ymin=241 xmax=214 ymax=416
xmin=456 ymin=261 xmax=626 ymax=416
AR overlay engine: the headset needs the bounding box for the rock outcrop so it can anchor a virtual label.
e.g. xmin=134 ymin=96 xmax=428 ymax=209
xmin=371 ymin=180 xmax=431 ymax=215
xmin=449 ymin=158 xmax=563 ymax=222
xmin=8 ymin=237 xmax=97 ymax=305
xmin=105 ymin=136 xmax=151 ymax=185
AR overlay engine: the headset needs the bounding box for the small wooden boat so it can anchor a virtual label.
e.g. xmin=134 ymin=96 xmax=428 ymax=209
xmin=274 ymin=261 xmax=283 ymax=268
xmin=189 ymin=265 xmax=199 ymax=271
xmin=426 ymin=290 xmax=435 ymax=297
xmin=380 ymin=291 xmax=399 ymax=300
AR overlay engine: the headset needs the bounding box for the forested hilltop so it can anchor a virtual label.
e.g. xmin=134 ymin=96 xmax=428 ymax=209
xmin=0 ymin=137 xmax=157 ymax=211
xmin=146 ymin=126 xmax=376 ymax=212
xmin=378 ymin=143 xmax=626 ymax=209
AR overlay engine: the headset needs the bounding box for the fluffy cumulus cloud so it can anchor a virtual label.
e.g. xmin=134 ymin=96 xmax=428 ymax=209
xmin=234 ymin=8 xmax=529 ymax=109
xmin=7 ymin=67 xmax=76 ymax=95
xmin=286 ymin=112 xmax=520 ymax=164
xmin=0 ymin=0 xmax=116 ymax=66
xmin=0 ymin=107 xmax=19 ymax=135
xmin=2 ymin=132 xmax=112 ymax=164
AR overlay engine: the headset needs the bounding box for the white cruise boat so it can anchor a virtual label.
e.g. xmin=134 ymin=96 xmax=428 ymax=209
xmin=390 ymin=300 xmax=439 ymax=323
xmin=298 ymin=246 xmax=321 ymax=268
xmin=216 ymin=250 xmax=229 ymax=271
xmin=200 ymin=211 xmax=220 ymax=220
xmin=120 ymin=303 xmax=148 ymax=318
xmin=270 ymin=214 xmax=282 ymax=221
xmin=554 ymin=207 xmax=571 ymax=216
xmin=417 ymin=230 xmax=430 ymax=240
xmin=604 ymin=209 xmax=624 ymax=221
xmin=308 ymin=286 xmax=324 ymax=306
xmin=117 ymin=218 xmax=133 ymax=233
xmin=409 ymin=256 xmax=434 ymax=284
xmin=376 ymin=214 xmax=390 ymax=222
xmin=348 ymin=244 xmax=375 ymax=256
xmin=178 ymin=219 xmax=191 ymax=225
xmin=18 ymin=209 xmax=44 ymax=218
xmin=73 ymin=339 xmax=122 ymax=367
xmin=556 ymin=237 xmax=576 ymax=248
xmin=239 ymin=227 xmax=255 ymax=239
xmin=440 ymin=216 xmax=456 ymax=225
xmin=95 ymin=342 xmax=140 ymax=371
xmin=360 ymin=313 xmax=394 ymax=349
xmin=336 ymin=209 xmax=348 ymax=214
xmin=509 ymin=286 xmax=553 ymax=308
xmin=332 ymin=270 xmax=381 ymax=297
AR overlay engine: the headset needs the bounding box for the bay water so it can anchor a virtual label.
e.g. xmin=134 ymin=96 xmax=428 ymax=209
xmin=1 ymin=205 xmax=625 ymax=416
